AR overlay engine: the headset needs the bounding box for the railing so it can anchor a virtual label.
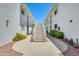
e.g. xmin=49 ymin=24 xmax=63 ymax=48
xmin=42 ymin=23 xmax=46 ymax=41
xmin=32 ymin=22 xmax=37 ymax=41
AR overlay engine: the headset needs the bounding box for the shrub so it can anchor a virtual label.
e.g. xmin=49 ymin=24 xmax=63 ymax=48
xmin=50 ymin=30 xmax=64 ymax=38
xmin=50 ymin=30 xmax=53 ymax=35
xmin=13 ymin=33 xmax=26 ymax=41
xmin=68 ymin=38 xmax=74 ymax=46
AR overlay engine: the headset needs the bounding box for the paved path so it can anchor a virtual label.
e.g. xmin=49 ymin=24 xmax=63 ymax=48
xmin=13 ymin=35 xmax=63 ymax=56
xmin=47 ymin=33 xmax=68 ymax=53
xmin=0 ymin=42 xmax=23 ymax=56
xmin=13 ymin=23 xmax=63 ymax=56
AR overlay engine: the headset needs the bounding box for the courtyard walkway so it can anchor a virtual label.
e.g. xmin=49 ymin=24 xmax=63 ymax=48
xmin=12 ymin=35 xmax=63 ymax=56
xmin=47 ymin=33 xmax=79 ymax=56
xmin=12 ymin=23 xmax=63 ymax=56
xmin=47 ymin=33 xmax=68 ymax=53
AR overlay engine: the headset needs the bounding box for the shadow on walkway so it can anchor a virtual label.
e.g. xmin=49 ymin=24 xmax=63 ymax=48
xmin=47 ymin=33 xmax=68 ymax=53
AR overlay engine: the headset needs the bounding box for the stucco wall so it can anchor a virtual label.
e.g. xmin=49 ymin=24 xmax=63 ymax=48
xmin=44 ymin=17 xmax=51 ymax=33
xmin=0 ymin=3 xmax=20 ymax=46
xmin=51 ymin=3 xmax=79 ymax=43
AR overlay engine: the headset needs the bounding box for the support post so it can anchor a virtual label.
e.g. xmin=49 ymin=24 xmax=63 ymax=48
xmin=27 ymin=16 xmax=29 ymax=35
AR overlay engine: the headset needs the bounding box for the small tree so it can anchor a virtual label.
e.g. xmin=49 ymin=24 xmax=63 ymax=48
xmin=68 ymin=38 xmax=74 ymax=46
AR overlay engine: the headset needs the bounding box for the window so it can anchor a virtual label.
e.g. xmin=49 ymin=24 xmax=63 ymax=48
xmin=54 ymin=24 xmax=58 ymax=29
xmin=58 ymin=27 xmax=60 ymax=30
xmin=54 ymin=9 xmax=57 ymax=15
xmin=21 ymin=9 xmax=24 ymax=15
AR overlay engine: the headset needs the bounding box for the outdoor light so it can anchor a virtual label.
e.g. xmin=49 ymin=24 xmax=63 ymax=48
xmin=70 ymin=20 xmax=73 ymax=23
xmin=6 ymin=20 xmax=9 ymax=28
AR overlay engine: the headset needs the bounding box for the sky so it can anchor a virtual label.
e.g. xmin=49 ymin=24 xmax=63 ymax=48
xmin=24 ymin=3 xmax=53 ymax=23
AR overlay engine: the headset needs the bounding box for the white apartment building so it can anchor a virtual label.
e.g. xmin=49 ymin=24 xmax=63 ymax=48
xmin=0 ymin=3 xmax=20 ymax=46
xmin=20 ymin=4 xmax=35 ymax=35
xmin=44 ymin=3 xmax=79 ymax=43
xmin=0 ymin=3 xmax=35 ymax=47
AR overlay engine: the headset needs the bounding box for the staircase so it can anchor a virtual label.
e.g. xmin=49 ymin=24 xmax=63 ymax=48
xmin=32 ymin=23 xmax=46 ymax=42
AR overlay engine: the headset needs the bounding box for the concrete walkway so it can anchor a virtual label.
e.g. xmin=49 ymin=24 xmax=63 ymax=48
xmin=12 ymin=23 xmax=63 ymax=56
xmin=12 ymin=35 xmax=63 ymax=56
xmin=47 ymin=33 xmax=68 ymax=53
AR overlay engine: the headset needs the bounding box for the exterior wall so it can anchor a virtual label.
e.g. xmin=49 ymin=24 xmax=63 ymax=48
xmin=20 ymin=4 xmax=35 ymax=34
xmin=44 ymin=16 xmax=51 ymax=33
xmin=20 ymin=14 xmax=27 ymax=33
xmin=51 ymin=3 xmax=79 ymax=43
xmin=0 ymin=3 xmax=20 ymax=46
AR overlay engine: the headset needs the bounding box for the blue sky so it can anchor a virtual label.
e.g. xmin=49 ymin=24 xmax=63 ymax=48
xmin=24 ymin=3 xmax=53 ymax=23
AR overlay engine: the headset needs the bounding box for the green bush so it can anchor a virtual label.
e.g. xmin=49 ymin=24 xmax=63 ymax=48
xmin=50 ymin=30 xmax=53 ymax=35
xmin=68 ymin=38 xmax=74 ymax=46
xmin=13 ymin=33 xmax=26 ymax=41
xmin=50 ymin=30 xmax=64 ymax=38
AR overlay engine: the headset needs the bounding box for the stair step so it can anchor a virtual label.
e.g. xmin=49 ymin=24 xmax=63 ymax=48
xmin=32 ymin=23 xmax=46 ymax=42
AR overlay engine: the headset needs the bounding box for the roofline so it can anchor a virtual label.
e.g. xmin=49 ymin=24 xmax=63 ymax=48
xmin=20 ymin=3 xmax=35 ymax=23
xmin=43 ymin=3 xmax=59 ymax=23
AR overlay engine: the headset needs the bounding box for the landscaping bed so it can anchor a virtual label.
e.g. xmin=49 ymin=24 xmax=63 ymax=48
xmin=13 ymin=33 xmax=26 ymax=41
xmin=50 ymin=30 xmax=64 ymax=39
xmin=49 ymin=29 xmax=79 ymax=49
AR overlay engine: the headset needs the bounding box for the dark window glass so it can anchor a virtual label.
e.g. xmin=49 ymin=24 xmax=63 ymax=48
xmin=54 ymin=24 xmax=58 ymax=29
xmin=21 ymin=9 xmax=24 ymax=15
xmin=54 ymin=9 xmax=57 ymax=15
xmin=58 ymin=27 xmax=60 ymax=30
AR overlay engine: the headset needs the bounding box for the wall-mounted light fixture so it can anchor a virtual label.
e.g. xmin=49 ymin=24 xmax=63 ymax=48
xmin=69 ymin=20 xmax=73 ymax=23
xmin=6 ymin=20 xmax=9 ymax=28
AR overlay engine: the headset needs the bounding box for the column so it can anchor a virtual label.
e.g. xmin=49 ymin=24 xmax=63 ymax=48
xmin=27 ymin=16 xmax=29 ymax=34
